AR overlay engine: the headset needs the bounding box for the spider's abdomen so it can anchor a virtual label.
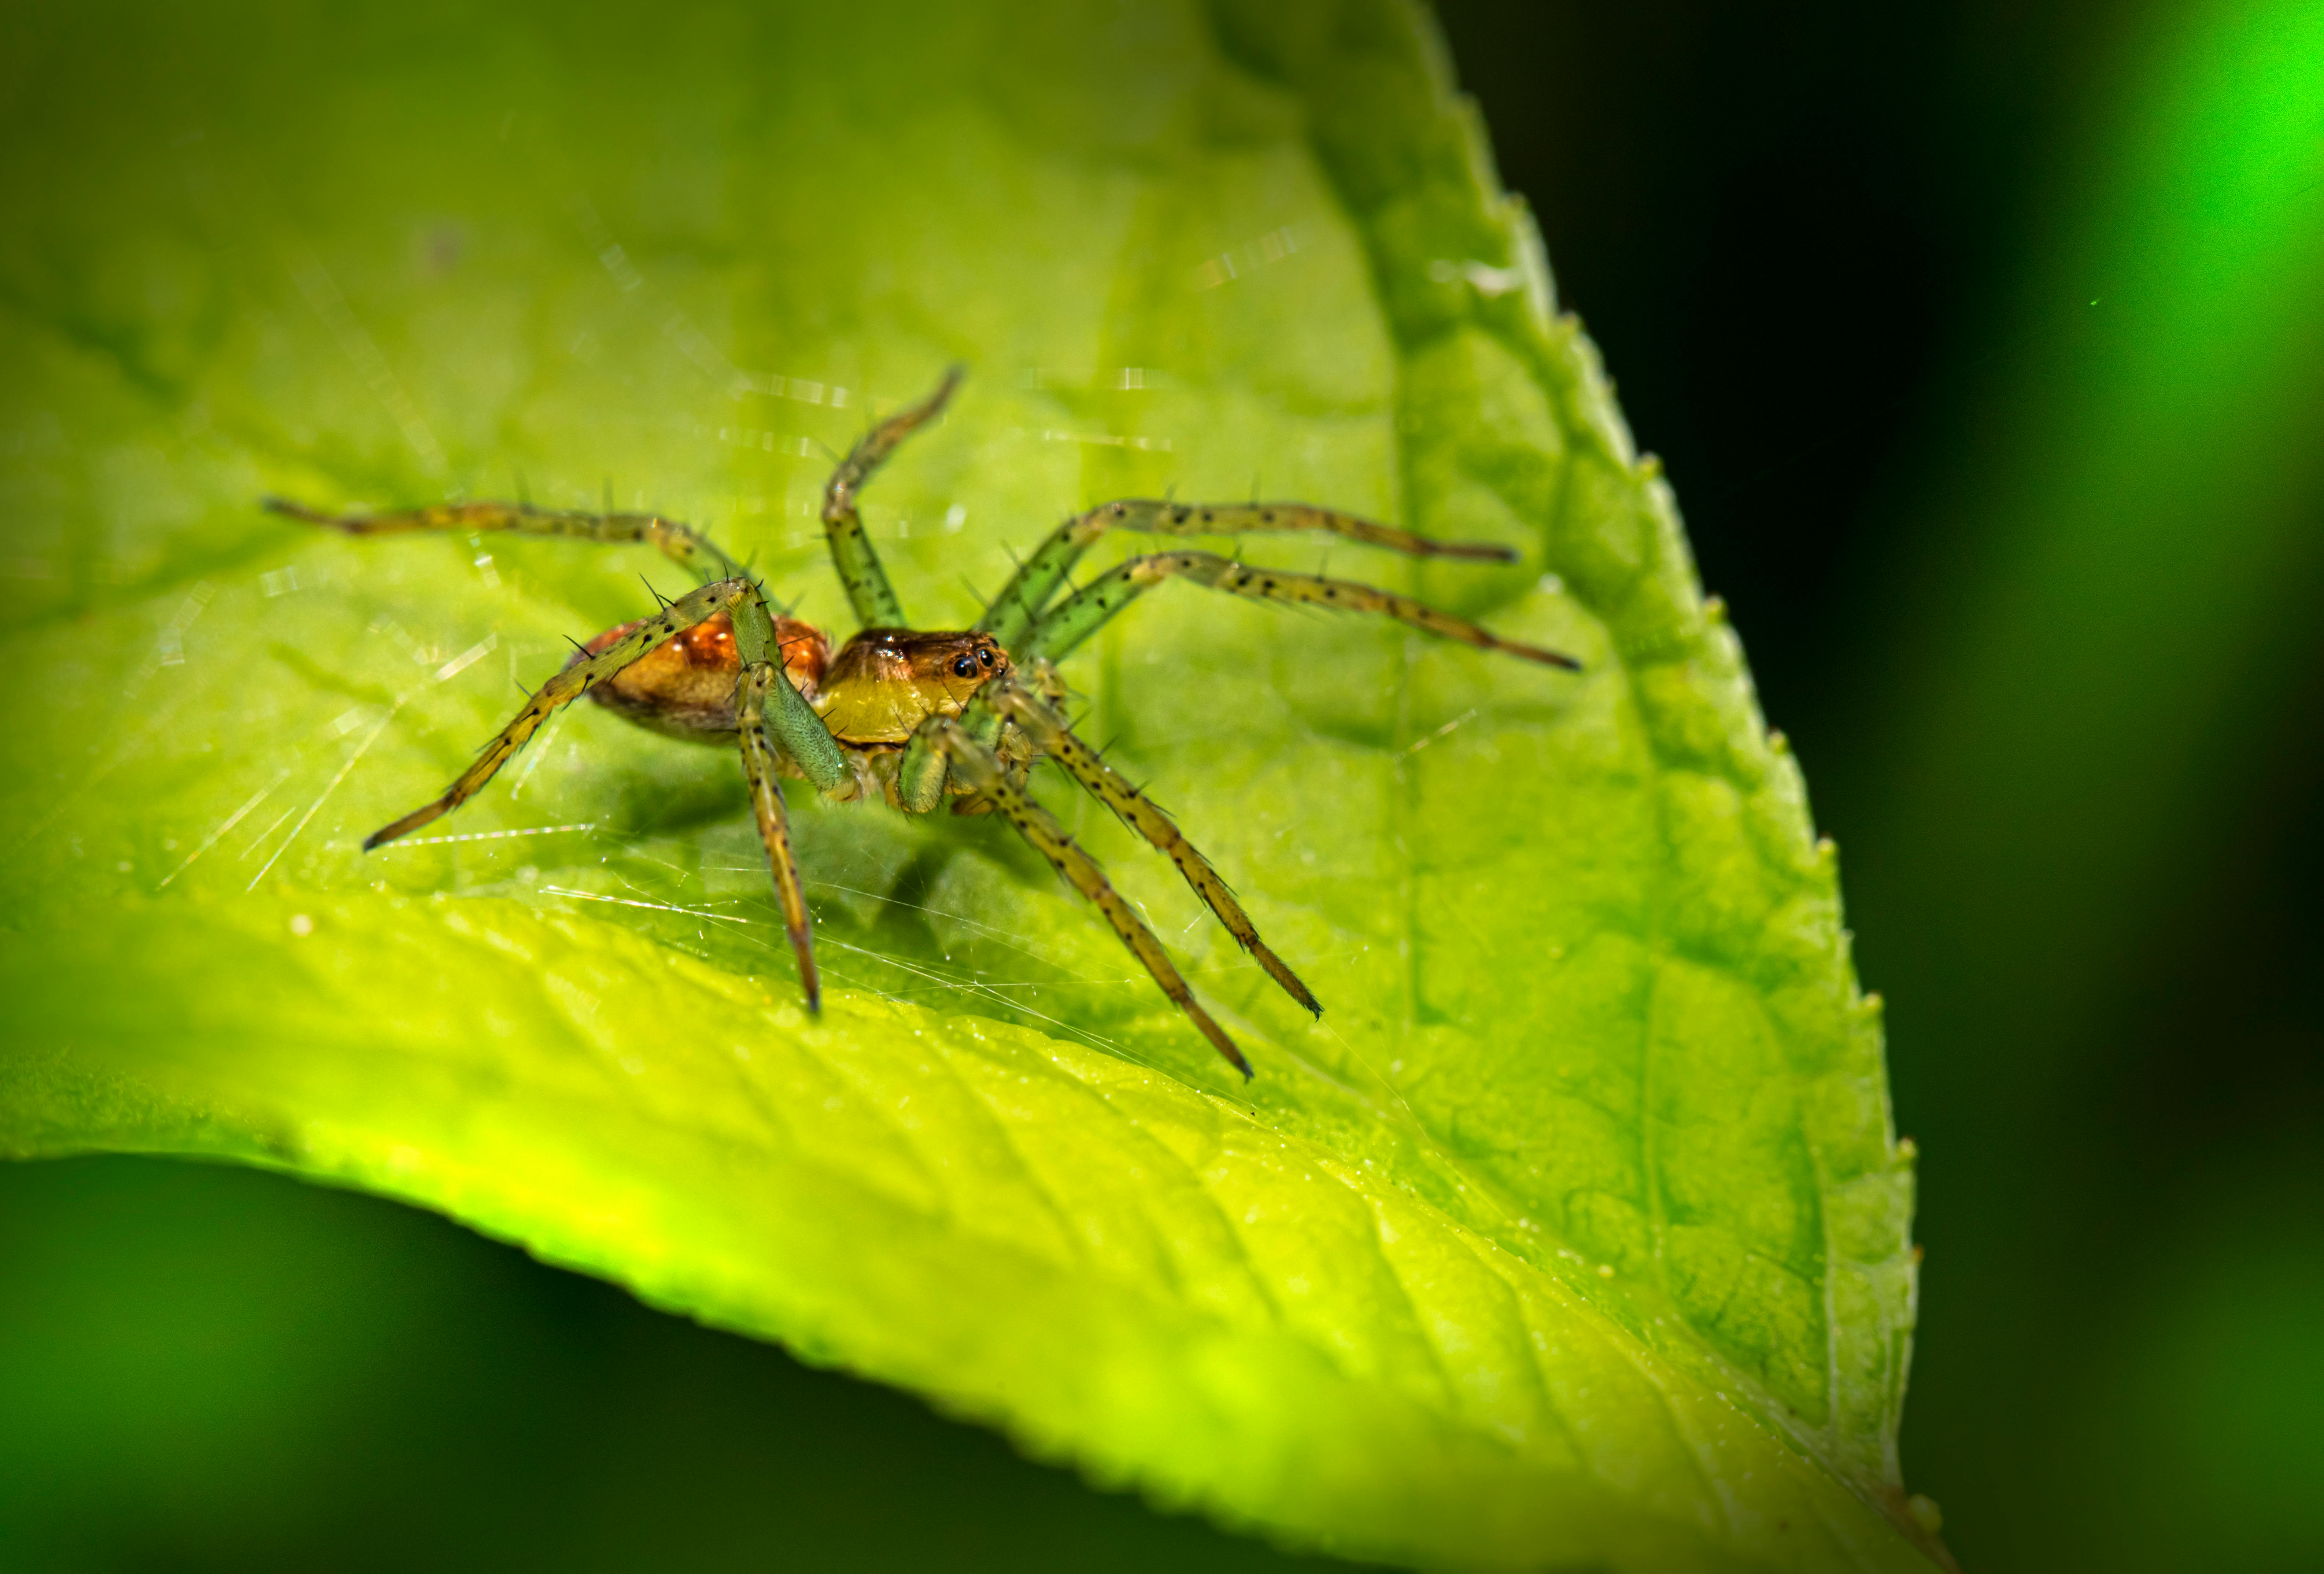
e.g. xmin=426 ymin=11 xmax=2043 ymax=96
xmin=571 ymin=609 xmax=828 ymax=741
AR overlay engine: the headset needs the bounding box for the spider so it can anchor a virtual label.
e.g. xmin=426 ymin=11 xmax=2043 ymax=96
xmin=266 ymin=369 xmax=1578 ymax=1076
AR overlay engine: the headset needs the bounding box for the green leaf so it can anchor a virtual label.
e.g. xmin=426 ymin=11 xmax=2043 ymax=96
xmin=0 ymin=1 xmax=1936 ymax=1567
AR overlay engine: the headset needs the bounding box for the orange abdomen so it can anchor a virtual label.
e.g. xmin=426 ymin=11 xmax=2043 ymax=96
xmin=572 ymin=610 xmax=830 ymax=740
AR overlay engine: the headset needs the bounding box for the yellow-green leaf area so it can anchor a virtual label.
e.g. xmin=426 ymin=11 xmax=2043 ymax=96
xmin=0 ymin=0 xmax=1935 ymax=1569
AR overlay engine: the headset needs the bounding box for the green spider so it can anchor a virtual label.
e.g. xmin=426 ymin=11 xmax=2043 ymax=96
xmin=266 ymin=370 xmax=1578 ymax=1076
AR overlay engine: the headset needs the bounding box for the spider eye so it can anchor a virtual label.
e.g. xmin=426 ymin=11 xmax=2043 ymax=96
xmin=952 ymin=655 xmax=976 ymax=678
xmin=976 ymin=647 xmax=993 ymax=668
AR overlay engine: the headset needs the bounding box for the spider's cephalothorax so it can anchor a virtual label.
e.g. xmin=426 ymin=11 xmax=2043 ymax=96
xmin=265 ymin=368 xmax=1579 ymax=1078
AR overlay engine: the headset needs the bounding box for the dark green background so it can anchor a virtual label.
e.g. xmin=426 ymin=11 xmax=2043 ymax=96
xmin=4 ymin=1 xmax=2319 ymax=1570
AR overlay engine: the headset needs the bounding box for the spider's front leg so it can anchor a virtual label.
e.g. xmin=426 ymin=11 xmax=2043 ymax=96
xmin=927 ymin=717 xmax=1252 ymax=1079
xmin=982 ymin=676 xmax=1321 ymax=1018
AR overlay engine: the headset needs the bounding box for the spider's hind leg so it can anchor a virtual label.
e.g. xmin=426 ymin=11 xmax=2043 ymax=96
xmin=265 ymin=496 xmax=737 ymax=581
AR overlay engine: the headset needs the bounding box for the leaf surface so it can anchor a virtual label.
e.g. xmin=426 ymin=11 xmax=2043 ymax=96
xmin=0 ymin=1 xmax=1935 ymax=1567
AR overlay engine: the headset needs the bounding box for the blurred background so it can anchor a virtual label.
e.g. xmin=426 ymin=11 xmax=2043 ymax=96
xmin=3 ymin=0 xmax=2319 ymax=1570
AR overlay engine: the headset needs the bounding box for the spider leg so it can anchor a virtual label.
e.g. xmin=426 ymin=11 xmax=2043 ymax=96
xmin=1018 ymin=550 xmax=1584 ymax=670
xmin=984 ymin=677 xmax=1320 ymax=1017
xmin=977 ymin=498 xmax=1516 ymax=651
xmin=820 ymin=367 xmax=963 ymax=629
xmin=364 ymin=577 xmax=847 ymax=849
xmin=927 ymin=717 xmax=1252 ymax=1079
xmin=737 ymin=662 xmax=820 ymax=1011
xmin=730 ymin=584 xmax=852 ymax=791
xmin=265 ymin=496 xmax=736 ymax=581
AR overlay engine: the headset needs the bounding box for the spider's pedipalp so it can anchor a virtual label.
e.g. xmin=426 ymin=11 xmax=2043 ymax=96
xmin=928 ymin=716 xmax=1252 ymax=1079
xmin=1021 ymin=550 xmax=1583 ymax=670
xmin=986 ymin=678 xmax=1321 ymax=1018
xmin=977 ymin=497 xmax=1518 ymax=651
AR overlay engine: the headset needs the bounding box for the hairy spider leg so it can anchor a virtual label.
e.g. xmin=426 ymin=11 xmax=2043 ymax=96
xmin=738 ymin=662 xmax=820 ymax=1011
xmin=977 ymin=498 xmax=1517 ymax=652
xmin=820 ymin=366 xmax=964 ymax=629
xmin=265 ymin=496 xmax=736 ymax=581
xmin=1019 ymin=551 xmax=1585 ymax=669
xmin=362 ymin=576 xmax=846 ymax=850
xmin=983 ymin=676 xmax=1321 ymax=1018
xmin=927 ymin=717 xmax=1252 ymax=1080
